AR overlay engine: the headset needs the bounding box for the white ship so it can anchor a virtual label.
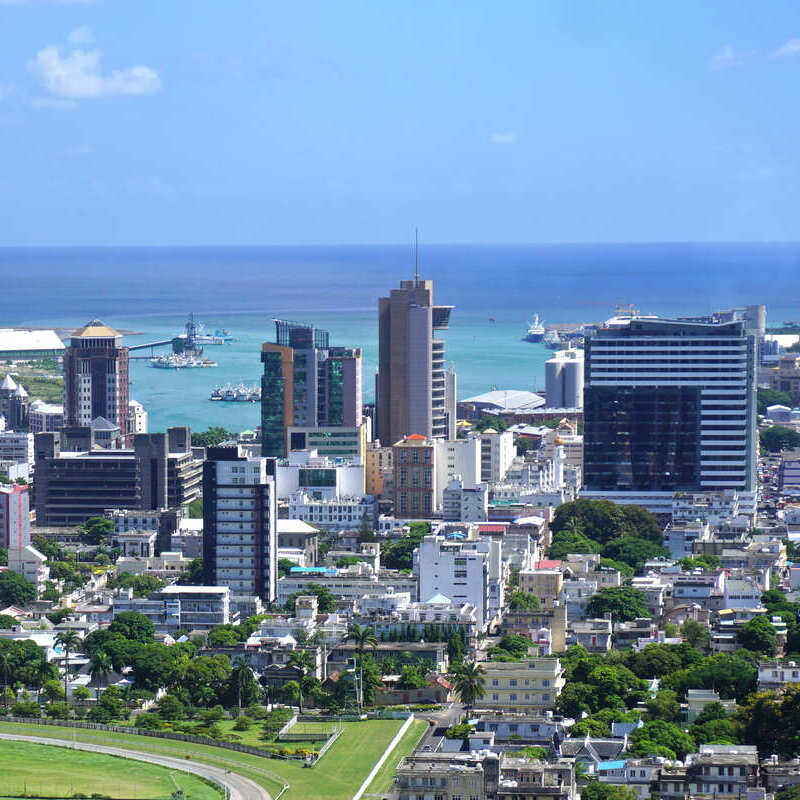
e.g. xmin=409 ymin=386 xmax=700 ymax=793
xmin=523 ymin=314 xmax=545 ymax=342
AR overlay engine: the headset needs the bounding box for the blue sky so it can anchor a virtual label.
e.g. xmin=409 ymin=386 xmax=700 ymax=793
xmin=1 ymin=0 xmax=799 ymax=245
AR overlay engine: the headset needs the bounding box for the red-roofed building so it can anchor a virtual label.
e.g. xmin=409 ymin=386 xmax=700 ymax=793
xmin=477 ymin=523 xmax=508 ymax=535
xmin=535 ymin=559 xmax=562 ymax=570
xmin=393 ymin=434 xmax=435 ymax=518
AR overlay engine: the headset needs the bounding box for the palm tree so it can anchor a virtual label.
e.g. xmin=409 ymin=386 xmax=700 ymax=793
xmin=452 ymin=661 xmax=486 ymax=715
xmin=33 ymin=659 xmax=53 ymax=703
xmin=54 ymin=630 xmax=81 ymax=700
xmin=89 ymin=651 xmax=113 ymax=701
xmin=344 ymin=623 xmax=378 ymax=712
xmin=287 ymin=649 xmax=315 ymax=714
xmin=0 ymin=652 xmax=11 ymax=708
xmin=230 ymin=656 xmax=254 ymax=709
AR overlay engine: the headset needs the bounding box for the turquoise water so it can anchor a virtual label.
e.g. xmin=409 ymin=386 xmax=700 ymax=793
xmin=116 ymin=310 xmax=551 ymax=433
xmin=4 ymin=243 xmax=800 ymax=434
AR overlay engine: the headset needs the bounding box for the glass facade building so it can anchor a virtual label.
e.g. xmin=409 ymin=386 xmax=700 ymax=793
xmin=582 ymin=317 xmax=757 ymax=514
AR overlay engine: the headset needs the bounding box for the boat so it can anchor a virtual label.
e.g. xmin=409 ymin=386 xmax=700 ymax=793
xmin=209 ymin=383 xmax=261 ymax=402
xmin=151 ymin=353 xmax=217 ymax=370
xmin=523 ymin=314 xmax=545 ymax=342
xmin=193 ymin=323 xmax=236 ymax=345
xmin=543 ymin=330 xmax=562 ymax=349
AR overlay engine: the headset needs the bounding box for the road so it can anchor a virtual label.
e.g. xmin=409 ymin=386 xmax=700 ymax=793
xmin=414 ymin=702 xmax=464 ymax=753
xmin=0 ymin=732 xmax=272 ymax=800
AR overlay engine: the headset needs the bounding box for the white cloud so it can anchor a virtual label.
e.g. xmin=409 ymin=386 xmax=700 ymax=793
xmin=31 ymin=39 xmax=162 ymax=99
xmin=490 ymin=131 xmax=519 ymax=145
xmin=772 ymin=38 xmax=800 ymax=58
xmin=67 ymin=25 xmax=94 ymax=46
xmin=709 ymin=45 xmax=749 ymax=70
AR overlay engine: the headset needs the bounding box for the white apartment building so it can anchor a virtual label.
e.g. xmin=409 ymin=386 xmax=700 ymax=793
xmin=477 ymin=429 xmax=516 ymax=483
xmin=482 ymin=655 xmax=565 ymax=712
xmin=8 ymin=545 xmax=49 ymax=595
xmin=287 ymin=490 xmax=375 ymax=530
xmin=275 ymin=449 xmax=364 ymax=499
xmin=0 ymin=431 xmax=33 ymax=465
xmin=414 ymin=532 xmax=503 ymax=630
xmin=276 ymin=562 xmax=417 ymax=605
xmin=434 ymin=436 xmax=481 ymax=504
xmin=204 ymin=448 xmax=277 ymax=602
xmin=127 ymin=399 xmax=148 ymax=434
xmin=441 ymin=476 xmax=488 ymax=521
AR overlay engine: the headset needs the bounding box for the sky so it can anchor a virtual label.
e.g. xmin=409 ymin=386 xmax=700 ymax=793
xmin=1 ymin=1 xmax=800 ymax=245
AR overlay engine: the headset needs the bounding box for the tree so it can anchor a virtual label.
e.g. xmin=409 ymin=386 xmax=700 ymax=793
xmin=358 ymin=511 xmax=377 ymax=543
xmin=108 ymin=611 xmax=155 ymax=643
xmin=157 ymin=693 xmax=184 ymax=720
xmin=452 ymin=661 xmax=486 ymax=713
xmin=601 ymin=536 xmax=669 ymax=572
xmin=345 ymin=623 xmax=378 ymax=711
xmin=55 ymin=630 xmax=82 ymax=699
xmin=177 ymin=558 xmax=204 ymax=585
xmin=285 ymin=583 xmax=336 ymax=614
xmin=230 ymin=656 xmax=256 ymax=710
xmin=548 ymin=529 xmax=602 ymax=559
xmin=630 ymin=719 xmax=695 ymax=759
xmin=760 ymin=425 xmax=800 ymax=453
xmin=191 ymin=427 xmax=233 ymax=447
xmin=584 ymin=587 xmax=649 ymax=623
xmin=277 ymin=559 xmax=296 ymax=579
xmin=738 ymin=616 xmax=778 ymax=656
xmin=580 ymin=784 xmax=639 ymax=800
xmin=506 ymin=590 xmax=541 ymax=611
xmin=0 ymin=570 xmax=36 ymax=606
xmin=41 ymin=678 xmax=65 ymax=703
xmin=661 ymin=653 xmax=756 ymax=703
xmin=79 ymin=516 xmax=114 ymax=546
xmin=0 ymin=614 xmax=17 ymax=629
xmin=645 ymin=689 xmax=682 ymax=722
xmin=187 ymin=497 xmax=203 ymax=519
xmin=681 ymin=619 xmax=710 ymax=652
xmin=89 ymin=651 xmax=113 ymax=700
xmin=287 ymin=650 xmax=315 ymax=713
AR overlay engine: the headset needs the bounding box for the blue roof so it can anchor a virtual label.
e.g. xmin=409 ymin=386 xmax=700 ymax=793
xmin=597 ymin=761 xmax=626 ymax=771
xmin=289 ymin=566 xmax=336 ymax=574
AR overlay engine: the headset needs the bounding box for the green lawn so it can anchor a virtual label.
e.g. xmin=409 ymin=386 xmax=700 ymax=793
xmin=365 ymin=719 xmax=428 ymax=796
xmin=0 ymin=739 xmax=221 ymax=800
xmin=208 ymin=718 xmax=333 ymax=751
xmin=0 ymin=718 xmax=407 ymax=800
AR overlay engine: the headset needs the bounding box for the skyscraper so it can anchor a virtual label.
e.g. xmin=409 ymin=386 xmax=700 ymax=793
xmin=582 ymin=316 xmax=757 ymax=515
xmin=261 ymin=320 xmax=362 ymax=457
xmin=377 ymin=276 xmax=454 ymax=446
xmin=63 ymin=319 xmax=129 ymax=438
xmin=202 ymin=446 xmax=277 ymax=602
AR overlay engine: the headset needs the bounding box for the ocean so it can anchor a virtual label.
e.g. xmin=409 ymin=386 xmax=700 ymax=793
xmin=3 ymin=243 xmax=800 ymax=433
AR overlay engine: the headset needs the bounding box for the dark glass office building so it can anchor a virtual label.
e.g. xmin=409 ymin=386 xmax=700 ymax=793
xmin=582 ymin=317 xmax=757 ymax=515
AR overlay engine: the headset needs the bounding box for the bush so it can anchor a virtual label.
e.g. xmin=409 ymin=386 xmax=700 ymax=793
xmin=233 ymin=715 xmax=252 ymax=731
xmin=11 ymin=701 xmax=40 ymax=718
xmin=135 ymin=712 xmax=163 ymax=730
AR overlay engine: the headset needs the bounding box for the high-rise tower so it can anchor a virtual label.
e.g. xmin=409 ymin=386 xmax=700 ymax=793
xmin=63 ymin=319 xmax=129 ymax=438
xmin=261 ymin=320 xmax=362 ymax=457
xmin=582 ymin=316 xmax=757 ymax=515
xmin=377 ymin=274 xmax=454 ymax=445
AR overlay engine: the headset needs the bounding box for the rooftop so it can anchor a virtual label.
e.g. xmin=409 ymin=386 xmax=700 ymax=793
xmin=71 ymin=319 xmax=121 ymax=338
xmin=0 ymin=329 xmax=65 ymax=353
xmin=462 ymin=389 xmax=546 ymax=410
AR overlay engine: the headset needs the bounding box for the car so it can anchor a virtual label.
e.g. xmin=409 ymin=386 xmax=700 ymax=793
xmin=423 ymin=745 xmax=433 ymax=751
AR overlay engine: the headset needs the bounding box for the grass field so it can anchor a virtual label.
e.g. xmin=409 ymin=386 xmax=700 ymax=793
xmin=365 ymin=719 xmax=428 ymax=796
xmin=209 ymin=718 xmax=333 ymax=750
xmin=0 ymin=718 xmax=418 ymax=800
xmin=0 ymin=739 xmax=221 ymax=800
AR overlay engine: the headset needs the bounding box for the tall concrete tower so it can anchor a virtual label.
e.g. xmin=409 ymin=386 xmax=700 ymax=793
xmin=377 ymin=275 xmax=454 ymax=446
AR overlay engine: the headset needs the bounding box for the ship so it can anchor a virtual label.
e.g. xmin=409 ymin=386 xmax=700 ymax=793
xmin=523 ymin=314 xmax=545 ymax=342
xmin=543 ymin=330 xmax=562 ymax=349
xmin=193 ymin=324 xmax=236 ymax=345
xmin=209 ymin=383 xmax=261 ymax=402
xmin=150 ymin=354 xmax=217 ymax=370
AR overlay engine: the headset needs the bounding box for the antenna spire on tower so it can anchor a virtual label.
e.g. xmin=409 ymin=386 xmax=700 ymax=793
xmin=414 ymin=227 xmax=419 ymax=285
